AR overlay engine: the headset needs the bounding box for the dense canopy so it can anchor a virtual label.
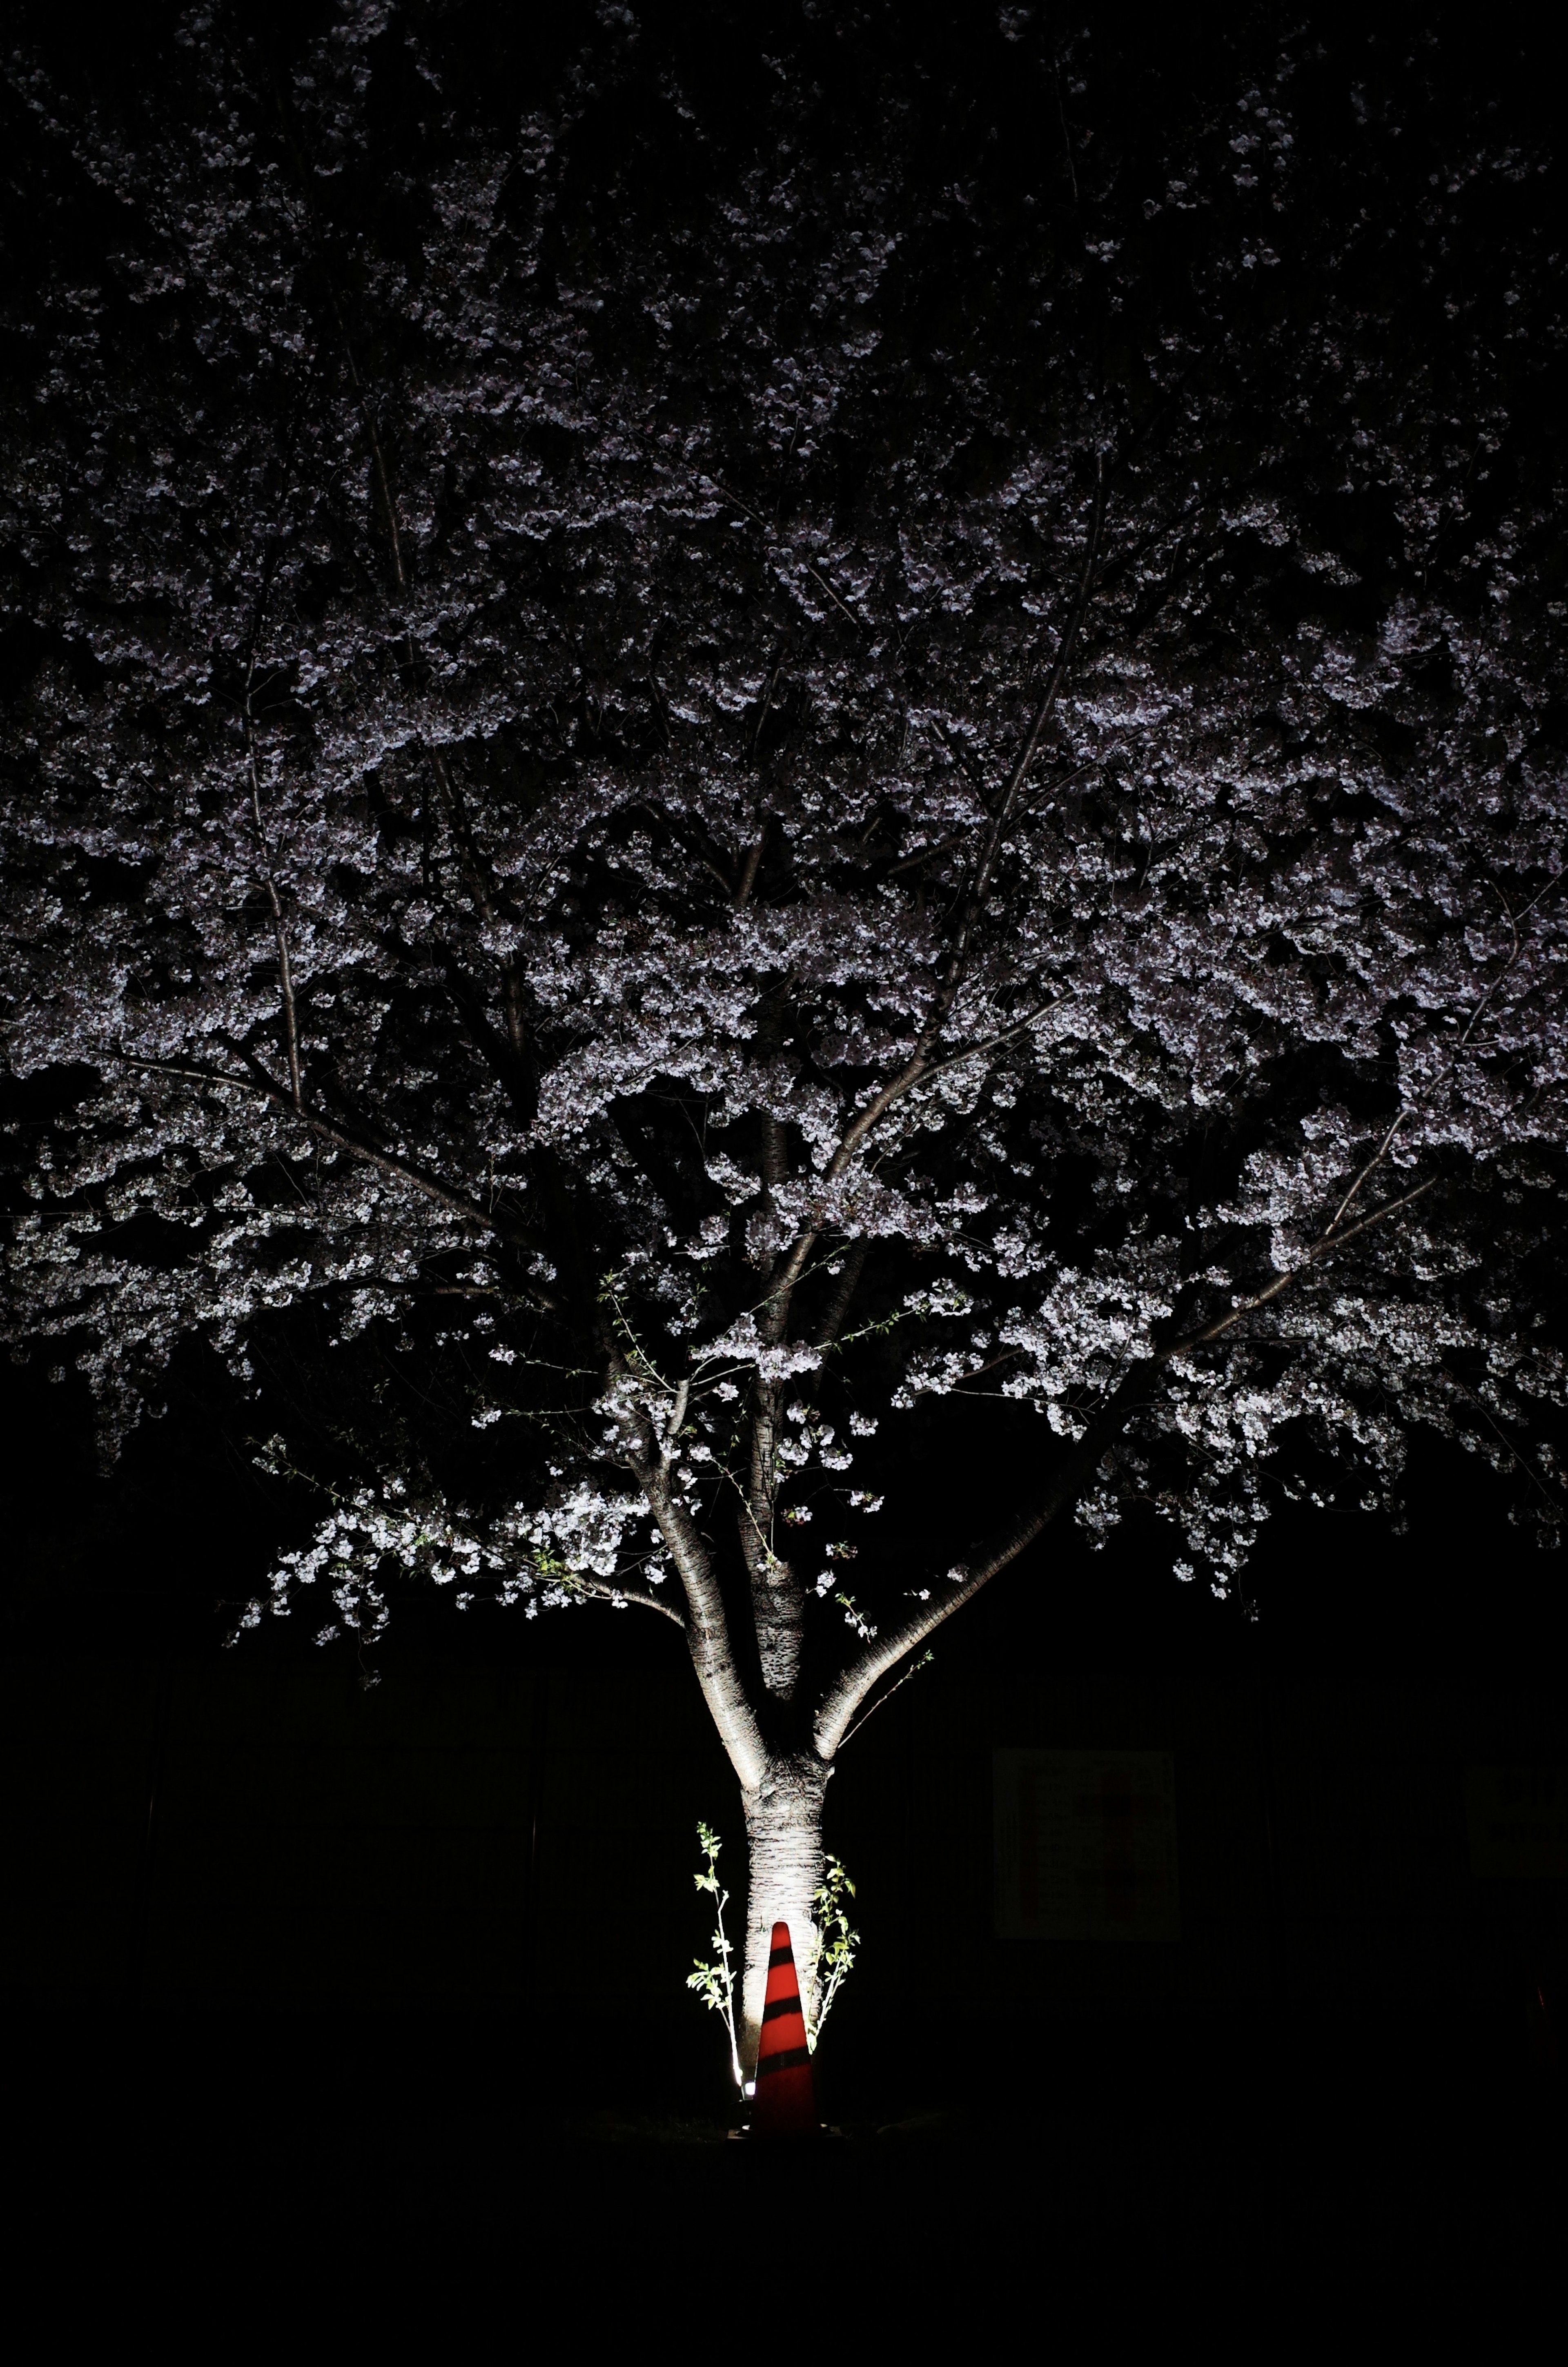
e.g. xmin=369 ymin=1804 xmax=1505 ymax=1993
xmin=4 ymin=1 xmax=1565 ymax=2042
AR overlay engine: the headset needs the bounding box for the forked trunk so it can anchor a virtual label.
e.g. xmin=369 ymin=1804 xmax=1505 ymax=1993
xmin=739 ymin=1751 xmax=829 ymax=2076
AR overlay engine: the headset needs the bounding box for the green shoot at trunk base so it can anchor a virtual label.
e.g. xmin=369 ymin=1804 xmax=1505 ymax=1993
xmin=805 ymin=1854 xmax=860 ymax=2051
xmin=686 ymin=1821 xmax=742 ymax=2095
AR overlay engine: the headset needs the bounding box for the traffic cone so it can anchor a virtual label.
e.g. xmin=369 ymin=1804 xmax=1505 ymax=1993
xmin=750 ymin=1920 xmax=818 ymax=2139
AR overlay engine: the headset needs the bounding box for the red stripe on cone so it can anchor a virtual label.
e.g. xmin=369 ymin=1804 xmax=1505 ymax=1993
xmin=751 ymin=1920 xmax=817 ymax=2138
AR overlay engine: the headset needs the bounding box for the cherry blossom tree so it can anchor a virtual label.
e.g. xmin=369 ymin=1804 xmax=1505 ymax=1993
xmin=4 ymin=5 xmax=1565 ymax=2066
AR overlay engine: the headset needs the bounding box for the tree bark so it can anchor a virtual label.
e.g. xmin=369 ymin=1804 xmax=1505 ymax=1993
xmin=738 ymin=1750 xmax=829 ymax=2075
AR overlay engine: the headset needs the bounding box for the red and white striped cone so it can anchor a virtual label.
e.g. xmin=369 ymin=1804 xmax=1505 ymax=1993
xmin=750 ymin=1920 xmax=818 ymax=2139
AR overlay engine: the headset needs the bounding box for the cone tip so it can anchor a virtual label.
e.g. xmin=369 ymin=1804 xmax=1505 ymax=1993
xmin=770 ymin=1919 xmax=793 ymax=1951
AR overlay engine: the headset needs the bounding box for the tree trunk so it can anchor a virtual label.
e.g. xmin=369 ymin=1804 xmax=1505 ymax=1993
xmin=739 ymin=1750 xmax=829 ymax=2076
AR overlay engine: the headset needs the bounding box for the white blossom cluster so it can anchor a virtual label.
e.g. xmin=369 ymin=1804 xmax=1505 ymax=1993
xmin=2 ymin=11 xmax=1564 ymax=1696
xmin=233 ymin=1467 xmax=656 ymax=1647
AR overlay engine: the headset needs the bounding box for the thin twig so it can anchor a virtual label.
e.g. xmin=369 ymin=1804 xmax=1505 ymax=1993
xmin=567 ymin=1573 xmax=686 ymax=1627
xmin=660 ymin=1377 xmax=690 ymax=1476
xmin=703 ymin=477 xmax=863 ymax=630
xmin=267 ymin=65 xmax=405 ymax=592
xmin=840 ymin=1648 xmax=934 ymax=1752
xmin=1439 ymin=1369 xmax=1567 ymax=1517
xmin=1169 ymin=1180 xmax=1439 ymax=1357
xmin=913 ymin=993 xmax=1067 ymax=1089
xmin=750 ymin=648 xmax=786 ymax=759
xmin=990 ymin=453 xmax=1106 ymax=825
xmin=1323 ymin=1108 xmax=1409 ymax=1239
xmin=115 ymin=1051 xmax=556 ymax=1287
xmin=817 ymin=1160 xmax=1445 ymax=1756
xmin=734 ymin=823 xmax=768 ymax=909
xmin=1053 ymin=62 xmax=1080 ymax=209
xmin=425 ymin=743 xmax=530 ymax=1064
xmin=1459 ymin=865 xmax=1566 ymax=1050
xmin=241 ymin=591 xmax=303 ymax=1112
xmin=885 ymin=830 xmax=969 ymax=879
xmin=806 ymin=565 xmax=863 ymax=630
xmin=931 ymin=716 xmax=996 ymax=806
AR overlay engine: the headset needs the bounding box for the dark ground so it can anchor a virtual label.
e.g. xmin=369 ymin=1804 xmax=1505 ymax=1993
xmin=8 ymin=2058 xmax=1562 ymax=2337
xmin=7 ymin=1997 xmax=1563 ymax=2333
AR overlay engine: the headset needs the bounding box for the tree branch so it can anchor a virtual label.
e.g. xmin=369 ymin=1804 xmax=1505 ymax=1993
xmin=758 ymin=472 xmax=1108 ymax=1344
xmin=630 ymin=1452 xmax=767 ymax=1789
xmin=735 ymin=820 xmax=769 ymax=908
xmin=990 ymin=454 xmax=1107 ymax=826
xmin=1322 ymin=1108 xmax=1408 ymax=1239
xmin=424 ymin=743 xmax=532 ymax=1072
xmin=240 ymin=586 xmax=303 ymax=1113
xmin=267 ymin=64 xmax=406 ymax=594
xmin=750 ymin=648 xmax=786 ymax=761
xmin=659 ymin=1377 xmax=690 ymax=1476
xmin=568 ymin=1573 xmax=686 ymax=1627
xmin=838 ymin=1646 xmax=933 ymax=1752
xmin=815 ymin=1414 xmax=1118 ymax=1758
xmin=758 ymin=991 xmax=1062 ymax=1341
xmin=1167 ymin=1179 xmax=1439 ymax=1357
xmin=815 ymin=1241 xmax=869 ymax=1350
xmin=114 ymin=1051 xmax=559 ymax=1297
xmin=815 ymin=1167 xmax=1442 ymax=1757
xmin=1460 ymin=863 xmax=1567 ymax=1051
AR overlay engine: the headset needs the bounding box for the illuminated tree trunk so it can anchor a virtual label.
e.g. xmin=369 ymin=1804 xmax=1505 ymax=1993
xmin=738 ymin=1751 xmax=829 ymax=2077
